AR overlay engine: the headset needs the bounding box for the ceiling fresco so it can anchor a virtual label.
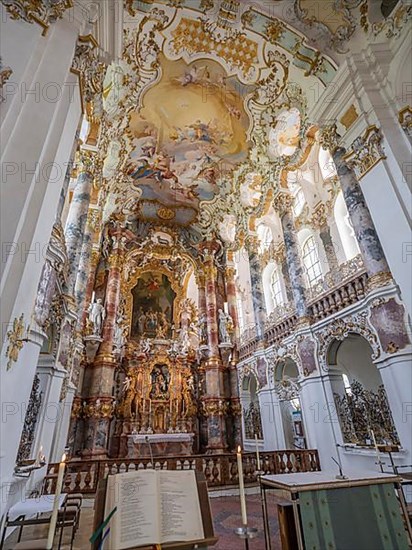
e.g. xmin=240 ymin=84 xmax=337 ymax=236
xmin=97 ymin=0 xmax=349 ymax=244
xmin=125 ymin=55 xmax=251 ymax=225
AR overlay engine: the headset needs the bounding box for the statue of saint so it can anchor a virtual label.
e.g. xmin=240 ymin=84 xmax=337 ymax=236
xmin=114 ymin=314 xmax=126 ymax=351
xmin=198 ymin=313 xmax=208 ymax=344
xmin=137 ymin=308 xmax=146 ymax=335
xmin=88 ymin=298 xmax=106 ymax=335
xmin=218 ymin=309 xmax=230 ymax=343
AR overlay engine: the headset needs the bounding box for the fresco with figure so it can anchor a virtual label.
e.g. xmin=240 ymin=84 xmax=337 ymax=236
xmin=126 ymin=55 xmax=252 ymax=225
xmin=131 ymin=273 xmax=176 ymax=338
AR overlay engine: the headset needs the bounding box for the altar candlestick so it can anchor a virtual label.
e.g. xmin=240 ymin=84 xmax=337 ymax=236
xmin=46 ymin=453 xmax=66 ymax=549
xmin=236 ymin=446 xmax=248 ymax=526
xmin=170 ymin=399 xmax=172 ymax=414
xmin=254 ymin=434 xmax=261 ymax=470
xmin=35 ymin=444 xmax=43 ymax=466
xmin=143 ymin=398 xmax=145 ymax=413
xmin=371 ymin=429 xmax=382 ymax=470
xmin=149 ymin=400 xmax=152 ymax=414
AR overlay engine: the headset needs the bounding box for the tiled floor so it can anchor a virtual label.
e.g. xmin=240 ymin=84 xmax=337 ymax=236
xmin=3 ymin=493 xmax=282 ymax=549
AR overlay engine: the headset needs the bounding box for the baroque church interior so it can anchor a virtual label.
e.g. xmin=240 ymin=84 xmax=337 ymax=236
xmin=1 ymin=0 xmax=412 ymax=548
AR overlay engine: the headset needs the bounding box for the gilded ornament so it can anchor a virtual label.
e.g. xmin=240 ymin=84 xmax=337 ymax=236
xmin=6 ymin=314 xmax=25 ymax=371
xmin=343 ymin=125 xmax=386 ymax=179
xmin=366 ymin=271 xmax=393 ymax=292
xmin=2 ymin=0 xmax=73 ymax=34
xmin=273 ymin=191 xmax=294 ymax=216
xmin=398 ymin=106 xmax=412 ymax=138
xmin=318 ymin=123 xmax=341 ymax=153
xmin=265 ymin=20 xmax=286 ymax=43
xmin=157 ymin=207 xmax=175 ymax=220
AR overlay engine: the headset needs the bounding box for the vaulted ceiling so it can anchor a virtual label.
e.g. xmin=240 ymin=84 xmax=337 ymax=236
xmin=75 ymin=0 xmax=402 ymax=247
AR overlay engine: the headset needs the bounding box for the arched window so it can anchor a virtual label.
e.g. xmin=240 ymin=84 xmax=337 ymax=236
xmin=271 ymin=267 xmax=284 ymax=307
xmin=334 ymin=191 xmax=360 ymax=260
xmin=236 ymin=296 xmax=245 ymax=331
xmin=293 ymin=188 xmax=305 ymax=217
xmin=302 ymin=236 xmax=323 ymax=286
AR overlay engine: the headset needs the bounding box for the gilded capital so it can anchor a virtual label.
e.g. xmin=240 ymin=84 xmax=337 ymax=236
xmin=318 ymin=123 xmax=341 ymax=153
xmin=273 ymin=191 xmax=294 ymax=217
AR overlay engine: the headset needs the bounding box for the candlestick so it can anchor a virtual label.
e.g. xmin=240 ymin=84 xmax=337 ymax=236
xmin=143 ymin=398 xmax=145 ymax=413
xmin=236 ymin=446 xmax=247 ymax=526
xmin=46 ymin=453 xmax=66 ymax=549
xmin=254 ymin=434 xmax=261 ymax=471
xmin=371 ymin=429 xmax=382 ymax=470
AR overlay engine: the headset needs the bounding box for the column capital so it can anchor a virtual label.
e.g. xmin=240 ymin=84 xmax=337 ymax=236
xmin=318 ymin=123 xmax=341 ymax=154
xmin=310 ymin=202 xmax=328 ymax=229
xmin=273 ymin=190 xmax=294 ymax=217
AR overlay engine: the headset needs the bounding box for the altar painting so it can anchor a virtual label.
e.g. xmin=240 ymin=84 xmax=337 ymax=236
xmin=131 ymin=273 xmax=176 ymax=338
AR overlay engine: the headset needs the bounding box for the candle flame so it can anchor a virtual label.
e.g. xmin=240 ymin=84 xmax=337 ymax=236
xmin=61 ymin=453 xmax=67 ymax=462
xmin=237 ymin=445 xmax=242 ymax=453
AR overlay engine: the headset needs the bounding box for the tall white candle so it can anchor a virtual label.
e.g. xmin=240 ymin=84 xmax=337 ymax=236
xmin=46 ymin=453 xmax=66 ymax=549
xmin=371 ymin=429 xmax=382 ymax=467
xmin=236 ymin=446 xmax=248 ymax=526
xmin=254 ymin=434 xmax=261 ymax=471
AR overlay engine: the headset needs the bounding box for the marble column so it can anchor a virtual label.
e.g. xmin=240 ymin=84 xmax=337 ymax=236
xmin=199 ymin=241 xmax=228 ymax=452
xmin=274 ymin=243 xmax=293 ymax=303
xmin=201 ymin=242 xmax=221 ymax=359
xmin=225 ymin=251 xmax=240 ymax=342
xmin=246 ymin=237 xmax=267 ymax=342
xmin=81 ymin=235 xmax=124 ymax=457
xmin=275 ymin=193 xmax=311 ymax=320
xmin=223 ymin=254 xmax=242 ymax=448
xmin=332 ymin=148 xmax=391 ymax=287
xmin=310 ymin=203 xmax=339 ymax=272
xmin=74 ymin=206 xmax=100 ymax=328
xmin=64 ymin=152 xmax=96 ymax=294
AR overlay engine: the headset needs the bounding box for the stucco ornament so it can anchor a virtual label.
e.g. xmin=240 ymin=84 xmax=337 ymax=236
xmin=218 ymin=213 xmax=237 ymax=243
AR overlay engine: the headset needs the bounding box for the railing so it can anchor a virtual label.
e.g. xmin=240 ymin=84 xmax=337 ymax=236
xmin=309 ymin=271 xmax=368 ymax=322
xmin=239 ymin=259 xmax=368 ymax=357
xmin=43 ymin=449 xmax=321 ymax=495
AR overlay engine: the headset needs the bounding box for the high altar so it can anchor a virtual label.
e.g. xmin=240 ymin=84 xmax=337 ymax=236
xmin=71 ymin=226 xmax=243 ymax=459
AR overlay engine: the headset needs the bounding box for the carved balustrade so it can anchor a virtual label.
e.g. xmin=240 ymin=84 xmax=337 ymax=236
xmin=239 ymin=257 xmax=368 ymax=357
xmin=43 ymin=449 xmax=320 ymax=494
xmin=309 ymin=271 xmax=368 ymax=322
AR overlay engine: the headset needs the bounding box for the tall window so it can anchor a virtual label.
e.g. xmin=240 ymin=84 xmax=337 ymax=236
xmin=302 ymin=236 xmax=323 ymax=286
xmin=293 ymin=188 xmax=305 ymax=217
xmin=236 ymin=296 xmax=245 ymax=331
xmin=271 ymin=267 xmax=284 ymax=307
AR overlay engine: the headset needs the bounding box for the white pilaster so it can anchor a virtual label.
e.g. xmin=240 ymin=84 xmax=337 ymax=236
xmin=376 ymin=348 xmax=412 ymax=459
xmin=50 ymin=383 xmax=75 ymax=462
xmin=258 ymin=387 xmax=286 ymax=450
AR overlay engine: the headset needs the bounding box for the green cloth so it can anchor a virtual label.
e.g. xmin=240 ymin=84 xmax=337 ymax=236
xmin=299 ymin=484 xmax=409 ymax=550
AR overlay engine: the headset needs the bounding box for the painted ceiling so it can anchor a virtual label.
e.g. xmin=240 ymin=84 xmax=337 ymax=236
xmin=95 ymin=0 xmax=389 ymax=244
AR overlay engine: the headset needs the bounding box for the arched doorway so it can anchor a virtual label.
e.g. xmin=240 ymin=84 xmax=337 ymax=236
xmin=328 ymin=333 xmax=399 ymax=446
xmin=274 ymin=359 xmax=306 ymax=449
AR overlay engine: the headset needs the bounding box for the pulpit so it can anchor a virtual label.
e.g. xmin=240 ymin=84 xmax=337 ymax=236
xmin=127 ymin=432 xmax=195 ymax=458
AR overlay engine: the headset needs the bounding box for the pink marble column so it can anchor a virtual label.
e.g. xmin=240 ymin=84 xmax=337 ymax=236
xmin=200 ymin=242 xmax=221 ymax=359
xmin=199 ymin=241 xmax=228 ymax=452
xmin=81 ymin=235 xmax=125 ymax=457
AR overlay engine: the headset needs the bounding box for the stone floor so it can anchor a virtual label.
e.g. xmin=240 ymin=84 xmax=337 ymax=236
xmin=3 ymin=492 xmax=282 ymax=549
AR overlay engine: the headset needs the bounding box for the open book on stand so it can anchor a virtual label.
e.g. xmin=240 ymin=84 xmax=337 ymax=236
xmin=95 ymin=469 xmax=217 ymax=550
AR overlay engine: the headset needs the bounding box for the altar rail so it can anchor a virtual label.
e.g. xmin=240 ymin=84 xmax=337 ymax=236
xmin=43 ymin=449 xmax=320 ymax=495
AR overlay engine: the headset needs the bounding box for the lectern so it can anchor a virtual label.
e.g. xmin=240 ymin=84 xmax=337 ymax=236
xmin=92 ymin=471 xmax=218 ymax=550
xmin=260 ymin=470 xmax=412 ymax=550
